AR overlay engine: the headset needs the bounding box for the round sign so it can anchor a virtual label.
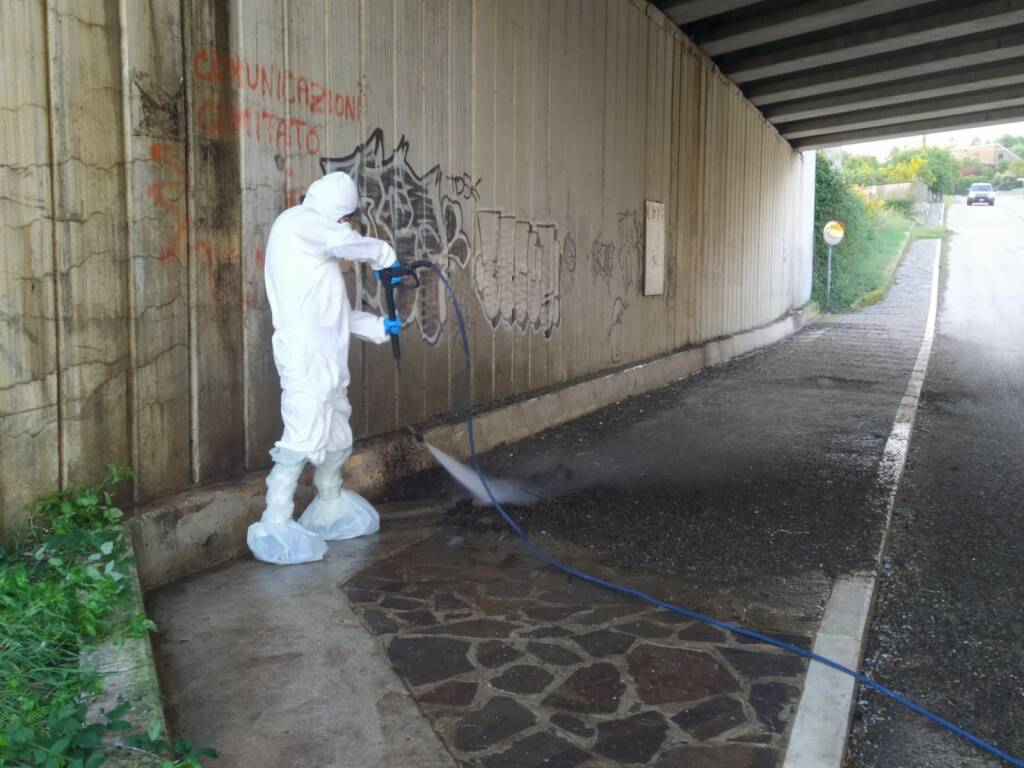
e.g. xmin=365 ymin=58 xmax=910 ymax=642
xmin=823 ymin=220 xmax=845 ymax=246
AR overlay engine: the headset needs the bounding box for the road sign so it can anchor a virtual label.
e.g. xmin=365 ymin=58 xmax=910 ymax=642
xmin=823 ymin=220 xmax=845 ymax=247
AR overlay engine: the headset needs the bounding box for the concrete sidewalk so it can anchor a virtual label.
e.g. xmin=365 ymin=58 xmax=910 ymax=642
xmin=148 ymin=240 xmax=938 ymax=767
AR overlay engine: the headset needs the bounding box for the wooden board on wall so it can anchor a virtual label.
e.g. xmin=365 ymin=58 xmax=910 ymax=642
xmin=0 ymin=0 xmax=59 ymax=535
xmin=121 ymin=0 xmax=191 ymax=502
xmin=47 ymin=0 xmax=132 ymax=491
xmin=184 ymin=0 xmax=244 ymax=483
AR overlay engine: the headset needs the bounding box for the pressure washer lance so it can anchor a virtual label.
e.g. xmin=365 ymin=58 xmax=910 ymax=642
xmin=375 ymin=260 xmax=435 ymax=362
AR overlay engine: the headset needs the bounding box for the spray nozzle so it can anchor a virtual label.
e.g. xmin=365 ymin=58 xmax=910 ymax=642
xmin=375 ymin=260 xmax=435 ymax=361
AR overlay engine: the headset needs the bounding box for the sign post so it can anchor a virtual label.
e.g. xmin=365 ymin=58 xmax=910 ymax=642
xmin=822 ymin=220 xmax=845 ymax=311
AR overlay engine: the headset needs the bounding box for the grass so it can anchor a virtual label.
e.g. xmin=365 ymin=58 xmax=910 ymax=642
xmin=824 ymin=212 xmax=912 ymax=310
xmin=910 ymin=225 xmax=948 ymax=241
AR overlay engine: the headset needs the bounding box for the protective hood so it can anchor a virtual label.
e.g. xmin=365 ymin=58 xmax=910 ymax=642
xmin=302 ymin=172 xmax=359 ymax=220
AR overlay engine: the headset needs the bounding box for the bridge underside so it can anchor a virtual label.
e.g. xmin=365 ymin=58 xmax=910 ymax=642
xmin=657 ymin=0 xmax=1024 ymax=149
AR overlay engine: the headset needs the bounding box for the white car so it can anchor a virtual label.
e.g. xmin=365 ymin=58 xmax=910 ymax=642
xmin=966 ymin=183 xmax=995 ymax=206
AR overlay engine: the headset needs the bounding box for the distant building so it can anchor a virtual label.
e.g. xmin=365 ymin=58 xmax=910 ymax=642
xmin=955 ymin=143 xmax=1020 ymax=166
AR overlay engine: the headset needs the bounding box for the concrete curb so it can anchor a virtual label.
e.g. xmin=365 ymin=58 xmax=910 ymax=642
xmin=82 ymin=536 xmax=167 ymax=766
xmin=129 ymin=303 xmax=819 ymax=591
xmin=782 ymin=240 xmax=941 ymax=768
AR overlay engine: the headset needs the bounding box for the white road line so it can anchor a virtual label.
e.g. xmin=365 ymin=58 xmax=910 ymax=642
xmin=782 ymin=238 xmax=942 ymax=768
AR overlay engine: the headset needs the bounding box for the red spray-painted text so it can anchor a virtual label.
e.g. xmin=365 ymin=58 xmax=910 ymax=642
xmin=193 ymin=50 xmax=362 ymax=123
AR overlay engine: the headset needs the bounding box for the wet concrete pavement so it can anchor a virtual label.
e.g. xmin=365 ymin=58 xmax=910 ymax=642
xmin=147 ymin=518 xmax=455 ymax=768
xmin=847 ymin=194 xmax=1024 ymax=767
xmin=149 ymin=229 xmax=944 ymax=767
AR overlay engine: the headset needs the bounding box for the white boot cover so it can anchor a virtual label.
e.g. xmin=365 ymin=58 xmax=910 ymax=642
xmin=247 ymin=460 xmax=328 ymax=565
xmin=298 ymin=451 xmax=380 ymax=540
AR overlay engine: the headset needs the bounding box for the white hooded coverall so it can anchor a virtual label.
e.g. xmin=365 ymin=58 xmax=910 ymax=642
xmin=247 ymin=172 xmax=397 ymax=565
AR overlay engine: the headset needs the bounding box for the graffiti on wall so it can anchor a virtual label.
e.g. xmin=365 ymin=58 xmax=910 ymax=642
xmin=590 ymin=210 xmax=645 ymax=362
xmin=147 ymin=143 xmax=188 ymax=263
xmin=448 ymin=173 xmax=482 ymax=201
xmin=590 ymin=210 xmax=641 ymax=296
xmin=191 ymin=50 xmax=364 ymax=157
xmin=320 ymin=129 xmax=471 ymax=344
xmin=473 ymin=212 xmax=569 ymax=338
xmin=609 ymin=296 xmax=629 ymax=363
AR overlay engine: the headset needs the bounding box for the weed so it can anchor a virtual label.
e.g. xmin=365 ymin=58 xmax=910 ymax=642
xmin=910 ymin=225 xmax=948 ymax=241
xmin=0 ymin=468 xmax=216 ymax=767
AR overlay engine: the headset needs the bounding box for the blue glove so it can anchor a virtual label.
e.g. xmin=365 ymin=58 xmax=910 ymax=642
xmin=383 ymin=318 xmax=402 ymax=336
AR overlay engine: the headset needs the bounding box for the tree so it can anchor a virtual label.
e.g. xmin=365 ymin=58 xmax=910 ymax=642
xmin=995 ymin=134 xmax=1024 ymax=157
xmin=841 ymin=153 xmax=884 ymax=185
xmin=884 ymin=147 xmax=958 ymax=194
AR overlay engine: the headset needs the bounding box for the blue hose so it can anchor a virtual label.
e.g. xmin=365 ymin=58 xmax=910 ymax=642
xmin=425 ymin=263 xmax=1023 ymax=767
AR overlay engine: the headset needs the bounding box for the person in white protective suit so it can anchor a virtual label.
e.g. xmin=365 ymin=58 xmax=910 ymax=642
xmin=247 ymin=171 xmax=400 ymax=565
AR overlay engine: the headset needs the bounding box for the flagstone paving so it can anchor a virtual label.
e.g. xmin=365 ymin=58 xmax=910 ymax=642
xmin=344 ymin=530 xmax=822 ymax=767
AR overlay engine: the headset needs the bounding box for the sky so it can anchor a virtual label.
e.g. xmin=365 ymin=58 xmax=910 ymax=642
xmin=838 ymin=120 xmax=1024 ymax=159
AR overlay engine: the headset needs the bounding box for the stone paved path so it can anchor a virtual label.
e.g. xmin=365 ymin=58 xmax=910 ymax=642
xmin=345 ymin=531 xmax=819 ymax=767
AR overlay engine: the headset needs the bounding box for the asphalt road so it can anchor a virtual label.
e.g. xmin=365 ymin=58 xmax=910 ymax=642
xmin=848 ymin=192 xmax=1024 ymax=767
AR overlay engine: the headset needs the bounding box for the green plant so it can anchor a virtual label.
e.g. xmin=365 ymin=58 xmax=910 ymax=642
xmin=910 ymin=225 xmax=948 ymax=241
xmin=883 ymin=199 xmax=914 ymax=218
xmin=0 ymin=468 xmax=216 ymax=767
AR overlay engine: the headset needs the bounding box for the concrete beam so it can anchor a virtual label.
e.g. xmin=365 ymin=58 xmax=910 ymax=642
xmin=693 ymin=0 xmax=932 ymax=57
xmin=656 ymin=0 xmax=760 ymax=26
xmin=790 ymin=105 xmax=1024 ymax=150
xmin=721 ymin=0 xmax=1024 ymax=84
xmin=745 ymin=25 xmax=1024 ymax=106
xmin=778 ymin=83 xmax=1024 ymax=139
xmin=761 ymin=59 xmax=1024 ymax=123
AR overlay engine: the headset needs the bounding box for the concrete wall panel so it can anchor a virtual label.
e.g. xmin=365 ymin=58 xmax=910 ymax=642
xmin=0 ymin=0 xmax=814 ymax=532
xmin=0 ymin=0 xmax=59 ymax=536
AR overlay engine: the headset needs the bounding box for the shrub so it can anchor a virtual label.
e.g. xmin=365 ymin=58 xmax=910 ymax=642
xmin=0 ymin=469 xmax=216 ymax=767
xmin=813 ymin=155 xmax=870 ymax=305
xmin=812 ymin=154 xmax=913 ymax=311
xmin=883 ymin=199 xmax=914 ymax=218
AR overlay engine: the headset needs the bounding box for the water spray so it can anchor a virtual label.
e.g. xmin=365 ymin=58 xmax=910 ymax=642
xmin=383 ymin=259 xmax=1023 ymax=767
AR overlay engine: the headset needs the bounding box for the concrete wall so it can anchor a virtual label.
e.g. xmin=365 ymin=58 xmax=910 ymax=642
xmin=0 ymin=0 xmax=813 ymax=535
